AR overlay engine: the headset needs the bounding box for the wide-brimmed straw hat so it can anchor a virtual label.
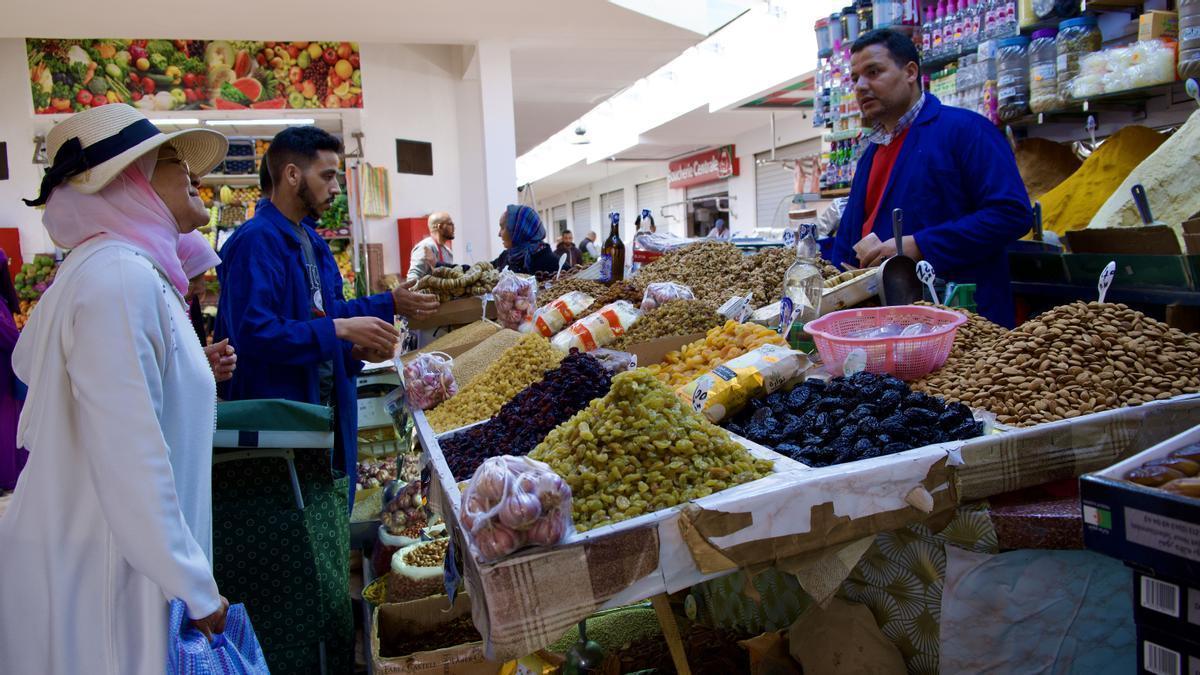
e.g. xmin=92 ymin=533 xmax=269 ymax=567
xmin=25 ymin=104 xmax=227 ymax=206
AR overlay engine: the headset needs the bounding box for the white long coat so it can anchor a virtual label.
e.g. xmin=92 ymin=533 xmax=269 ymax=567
xmin=0 ymin=239 xmax=220 ymax=674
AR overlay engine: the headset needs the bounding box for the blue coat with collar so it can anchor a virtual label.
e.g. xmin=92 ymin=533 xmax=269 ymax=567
xmin=831 ymin=95 xmax=1032 ymax=327
xmin=215 ymin=201 xmax=395 ymax=498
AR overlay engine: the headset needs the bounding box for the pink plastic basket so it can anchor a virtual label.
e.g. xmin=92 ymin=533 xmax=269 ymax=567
xmin=805 ymin=306 xmax=968 ymax=381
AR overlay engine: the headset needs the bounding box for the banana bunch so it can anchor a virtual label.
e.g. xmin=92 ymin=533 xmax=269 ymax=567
xmin=219 ymin=185 xmax=235 ymax=205
xmin=414 ymin=262 xmax=499 ymax=302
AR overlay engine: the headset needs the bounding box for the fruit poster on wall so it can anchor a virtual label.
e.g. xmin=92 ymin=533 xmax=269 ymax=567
xmin=26 ymin=39 xmax=364 ymax=114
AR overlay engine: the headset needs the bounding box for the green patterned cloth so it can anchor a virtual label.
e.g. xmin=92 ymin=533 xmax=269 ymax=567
xmin=690 ymin=503 xmax=999 ymax=674
xmin=212 ymin=447 xmax=354 ymax=675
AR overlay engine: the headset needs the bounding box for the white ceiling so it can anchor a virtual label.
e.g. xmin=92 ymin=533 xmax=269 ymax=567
xmin=3 ymin=0 xmax=707 ymax=155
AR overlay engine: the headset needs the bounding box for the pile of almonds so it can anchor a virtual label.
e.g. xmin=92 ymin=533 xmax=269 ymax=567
xmin=917 ymin=302 xmax=1200 ymax=426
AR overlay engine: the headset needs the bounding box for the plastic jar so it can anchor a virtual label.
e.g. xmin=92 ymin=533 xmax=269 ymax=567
xmin=844 ymin=6 xmax=861 ymax=42
xmin=1056 ymin=16 xmax=1101 ymax=102
xmin=997 ymin=36 xmax=1031 ymax=121
xmin=1180 ymin=0 xmax=1200 ymax=78
xmin=1029 ymin=28 xmax=1061 ymax=113
xmin=816 ymin=17 xmax=832 ymax=56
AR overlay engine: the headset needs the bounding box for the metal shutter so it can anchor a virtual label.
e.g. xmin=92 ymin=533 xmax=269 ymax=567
xmin=571 ymin=198 xmax=591 ymax=236
xmin=686 ymin=181 xmax=729 ymax=200
xmin=552 ymin=205 xmax=568 ymax=235
xmin=635 ymin=179 xmax=668 ymax=225
xmin=599 ymin=189 xmax=624 ymax=225
xmin=755 ymin=139 xmax=821 ymax=229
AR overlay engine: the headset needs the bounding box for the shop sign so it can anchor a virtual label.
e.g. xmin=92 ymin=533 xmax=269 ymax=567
xmin=26 ymin=38 xmax=365 ymax=115
xmin=667 ymin=145 xmax=739 ymax=189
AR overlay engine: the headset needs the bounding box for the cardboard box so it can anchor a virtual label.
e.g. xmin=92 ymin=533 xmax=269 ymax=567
xmin=1139 ymin=11 xmax=1178 ymax=42
xmin=371 ymin=593 xmax=500 ymax=675
xmin=1081 ymin=422 xmax=1200 ymax=582
xmin=1136 ymin=624 xmax=1200 ymax=675
xmin=1134 ymin=570 xmax=1200 ymax=645
xmin=623 ymin=332 xmax=706 ymax=366
xmin=408 ymin=296 xmax=496 ymax=331
xmin=1062 ymin=227 xmax=1196 ymax=288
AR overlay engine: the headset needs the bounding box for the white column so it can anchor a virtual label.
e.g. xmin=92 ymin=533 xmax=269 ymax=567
xmin=475 ymin=40 xmax=518 ymax=260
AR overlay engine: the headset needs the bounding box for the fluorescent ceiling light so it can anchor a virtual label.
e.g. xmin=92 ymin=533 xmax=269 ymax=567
xmin=204 ymin=118 xmax=316 ymax=126
xmin=150 ymin=118 xmax=199 ymax=126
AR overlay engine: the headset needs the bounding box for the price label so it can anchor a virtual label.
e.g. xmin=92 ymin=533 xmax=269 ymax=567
xmin=691 ymin=376 xmax=713 ymax=413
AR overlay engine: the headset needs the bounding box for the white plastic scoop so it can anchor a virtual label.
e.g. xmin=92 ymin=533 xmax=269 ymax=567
xmin=916 ymin=260 xmax=938 ymax=305
xmin=1098 ymin=261 xmax=1116 ymax=304
xmin=1187 ymin=78 xmax=1200 ymax=108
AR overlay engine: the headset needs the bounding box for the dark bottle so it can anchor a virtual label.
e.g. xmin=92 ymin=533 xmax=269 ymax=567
xmin=600 ymin=212 xmax=625 ymax=283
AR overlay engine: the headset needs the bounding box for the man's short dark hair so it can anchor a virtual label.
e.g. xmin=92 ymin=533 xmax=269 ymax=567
xmin=851 ymin=29 xmax=921 ymax=70
xmin=267 ymin=126 xmax=343 ymax=181
xmin=258 ymin=158 xmax=272 ymax=193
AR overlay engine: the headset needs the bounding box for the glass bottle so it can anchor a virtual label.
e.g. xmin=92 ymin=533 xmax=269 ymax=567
xmin=599 ymin=212 xmax=625 ymax=283
xmin=778 ymin=223 xmax=825 ymax=348
xmin=921 ymin=6 xmax=936 ymax=59
xmin=933 ymin=0 xmax=947 ymax=58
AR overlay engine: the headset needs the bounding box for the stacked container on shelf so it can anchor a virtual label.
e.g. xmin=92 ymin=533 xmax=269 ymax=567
xmin=997 ymin=35 xmax=1031 ymax=121
xmin=1182 ymin=0 xmax=1200 ymax=79
xmin=1029 ymin=28 xmax=1061 ymax=113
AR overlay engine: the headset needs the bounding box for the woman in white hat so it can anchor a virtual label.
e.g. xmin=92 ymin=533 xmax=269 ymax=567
xmin=0 ymin=104 xmax=232 ymax=674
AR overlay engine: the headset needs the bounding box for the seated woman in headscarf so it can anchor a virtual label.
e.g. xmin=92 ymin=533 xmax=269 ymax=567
xmin=492 ymin=205 xmax=561 ymax=275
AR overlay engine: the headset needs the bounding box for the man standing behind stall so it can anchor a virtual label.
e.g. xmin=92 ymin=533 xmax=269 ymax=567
xmin=216 ymin=126 xmax=438 ymax=497
xmin=830 ymin=29 xmax=1031 ymax=326
xmin=406 ymin=212 xmax=456 ymax=282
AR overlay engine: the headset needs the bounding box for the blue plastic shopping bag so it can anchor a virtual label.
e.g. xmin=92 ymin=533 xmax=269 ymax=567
xmin=167 ymin=599 xmax=270 ymax=675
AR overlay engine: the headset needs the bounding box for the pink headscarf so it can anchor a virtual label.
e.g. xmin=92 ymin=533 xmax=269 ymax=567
xmin=178 ymin=231 xmax=220 ymax=280
xmin=42 ymin=152 xmax=190 ymax=295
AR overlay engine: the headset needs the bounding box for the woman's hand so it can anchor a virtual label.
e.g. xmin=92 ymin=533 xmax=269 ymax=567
xmin=204 ymin=339 xmax=237 ymax=383
xmin=191 ymin=595 xmax=230 ymax=641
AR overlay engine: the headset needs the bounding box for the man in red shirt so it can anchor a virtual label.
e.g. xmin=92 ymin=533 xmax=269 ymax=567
xmin=831 ymin=30 xmax=1031 ymax=326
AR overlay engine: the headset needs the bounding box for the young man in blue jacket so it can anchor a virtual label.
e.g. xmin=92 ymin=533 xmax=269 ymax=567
xmin=216 ymin=126 xmax=438 ymax=501
xmin=831 ymin=29 xmax=1032 ymax=326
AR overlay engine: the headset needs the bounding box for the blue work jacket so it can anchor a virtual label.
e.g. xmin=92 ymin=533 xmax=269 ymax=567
xmin=215 ymin=201 xmax=395 ymax=500
xmin=831 ymin=95 xmax=1032 ymax=327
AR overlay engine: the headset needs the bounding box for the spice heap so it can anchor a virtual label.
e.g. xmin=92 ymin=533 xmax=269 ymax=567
xmin=1039 ymin=125 xmax=1165 ymax=236
xmin=530 ymin=369 xmax=773 ymax=532
xmin=413 ymin=262 xmax=500 ymax=302
xmin=648 ymin=321 xmax=787 ymax=388
xmin=538 ymin=278 xmax=606 ymax=308
xmin=426 ymin=334 xmax=564 ymax=433
xmin=610 ymin=299 xmax=724 ymax=350
xmin=401 ymin=320 xmax=501 ymax=364
xmin=441 ymin=352 xmax=614 ymax=480
xmin=919 ymin=302 xmax=1200 ymax=426
xmin=1015 ymin=137 xmax=1082 ymax=202
xmin=635 ymin=241 xmax=751 ymax=306
xmin=449 ymin=329 xmax=524 ymax=388
xmin=724 ymin=372 xmax=983 ymax=467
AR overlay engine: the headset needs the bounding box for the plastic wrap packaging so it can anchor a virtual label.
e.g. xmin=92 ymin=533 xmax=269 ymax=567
xmin=640 ymin=282 xmax=695 ymax=312
xmin=380 ymin=479 xmax=428 ymax=537
xmin=492 ymin=269 xmax=538 ymax=331
xmin=630 ymin=231 xmax=703 ymax=266
xmin=402 ymin=352 xmax=458 ymax=411
xmin=459 ymin=455 xmax=574 ymax=563
xmin=532 ymin=290 xmax=594 ymax=337
xmin=1072 ymin=40 xmax=1177 ymax=99
xmin=551 ymin=300 xmax=642 ymax=353
xmin=588 ymin=348 xmax=639 ymax=374
xmin=676 ymin=343 xmax=811 ymax=423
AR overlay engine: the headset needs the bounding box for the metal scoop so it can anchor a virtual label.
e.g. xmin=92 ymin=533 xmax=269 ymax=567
xmin=878 ymin=208 xmax=922 ymax=306
xmin=1131 ymin=184 xmax=1164 ymax=227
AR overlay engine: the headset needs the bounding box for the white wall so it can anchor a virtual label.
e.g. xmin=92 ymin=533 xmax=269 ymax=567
xmin=0 ymin=38 xmax=56 ymax=261
xmin=0 ymin=39 xmax=492 ymax=276
xmin=533 ymin=110 xmax=825 ymax=242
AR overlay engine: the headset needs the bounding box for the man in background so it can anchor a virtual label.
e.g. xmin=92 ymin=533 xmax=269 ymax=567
xmin=708 ymin=218 xmax=731 ymax=240
xmin=405 ymin=212 xmax=456 ymax=282
xmin=554 ymin=230 xmax=583 ymax=269
xmin=579 ymin=230 xmax=599 ymax=260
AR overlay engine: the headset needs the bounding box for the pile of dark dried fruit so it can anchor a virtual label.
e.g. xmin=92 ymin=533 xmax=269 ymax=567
xmin=442 ymin=351 xmax=613 ymax=480
xmin=723 ymin=372 xmax=983 ymax=467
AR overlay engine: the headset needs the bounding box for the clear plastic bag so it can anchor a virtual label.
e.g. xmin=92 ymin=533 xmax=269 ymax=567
xmin=492 ymin=269 xmax=537 ymax=331
xmin=641 ymin=282 xmax=695 ymax=312
xmin=459 ymin=455 xmax=574 ymax=563
xmin=551 ymin=300 xmax=642 ymax=353
xmin=401 ymin=352 xmax=458 ymax=411
xmin=381 ymin=478 xmax=428 ymax=537
xmin=532 ymin=290 xmax=595 ymax=337
xmin=630 ymin=231 xmax=702 ymax=266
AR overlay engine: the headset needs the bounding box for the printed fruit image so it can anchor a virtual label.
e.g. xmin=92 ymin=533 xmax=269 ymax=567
xmin=231 ymin=77 xmax=262 ymax=101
